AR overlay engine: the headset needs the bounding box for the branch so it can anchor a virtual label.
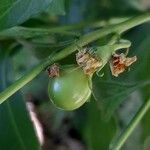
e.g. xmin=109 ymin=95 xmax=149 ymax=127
xmin=0 ymin=12 xmax=150 ymax=104
xmin=110 ymin=97 xmax=150 ymax=150
xmin=0 ymin=16 xmax=130 ymax=39
xmin=0 ymin=26 xmax=81 ymax=39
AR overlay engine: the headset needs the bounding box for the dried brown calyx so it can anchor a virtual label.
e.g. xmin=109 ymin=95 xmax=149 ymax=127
xmin=110 ymin=52 xmax=137 ymax=77
xmin=76 ymin=48 xmax=102 ymax=75
xmin=47 ymin=64 xmax=60 ymax=77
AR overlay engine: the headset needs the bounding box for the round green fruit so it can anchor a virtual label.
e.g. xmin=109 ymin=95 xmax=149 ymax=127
xmin=48 ymin=65 xmax=91 ymax=110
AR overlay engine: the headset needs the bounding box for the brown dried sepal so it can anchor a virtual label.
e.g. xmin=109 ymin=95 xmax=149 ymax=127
xmin=110 ymin=53 xmax=137 ymax=77
xmin=47 ymin=64 xmax=59 ymax=77
xmin=76 ymin=49 xmax=102 ymax=75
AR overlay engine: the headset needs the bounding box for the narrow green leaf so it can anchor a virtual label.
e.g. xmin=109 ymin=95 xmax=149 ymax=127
xmin=0 ymin=58 xmax=40 ymax=150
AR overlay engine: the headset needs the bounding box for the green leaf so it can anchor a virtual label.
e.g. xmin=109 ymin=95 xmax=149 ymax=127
xmin=125 ymin=24 xmax=150 ymax=146
xmin=0 ymin=0 xmax=53 ymax=30
xmin=47 ymin=0 xmax=65 ymax=15
xmin=0 ymin=58 xmax=40 ymax=150
xmin=92 ymin=75 xmax=150 ymax=120
xmin=83 ymin=99 xmax=116 ymax=150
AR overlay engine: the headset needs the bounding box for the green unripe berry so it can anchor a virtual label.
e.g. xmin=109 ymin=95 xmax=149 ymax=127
xmin=48 ymin=65 xmax=91 ymax=110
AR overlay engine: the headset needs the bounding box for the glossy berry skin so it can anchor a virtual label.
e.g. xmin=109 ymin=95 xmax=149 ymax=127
xmin=48 ymin=65 xmax=91 ymax=110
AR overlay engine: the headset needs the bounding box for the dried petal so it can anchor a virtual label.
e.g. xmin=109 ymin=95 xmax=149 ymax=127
xmin=76 ymin=49 xmax=102 ymax=75
xmin=47 ymin=64 xmax=59 ymax=77
xmin=110 ymin=53 xmax=137 ymax=77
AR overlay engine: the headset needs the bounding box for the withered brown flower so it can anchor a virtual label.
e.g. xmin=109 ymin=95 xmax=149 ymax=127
xmin=47 ymin=64 xmax=60 ymax=77
xmin=76 ymin=49 xmax=102 ymax=75
xmin=110 ymin=52 xmax=137 ymax=77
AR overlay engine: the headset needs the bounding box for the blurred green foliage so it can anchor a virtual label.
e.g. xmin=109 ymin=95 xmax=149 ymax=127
xmin=0 ymin=57 xmax=40 ymax=150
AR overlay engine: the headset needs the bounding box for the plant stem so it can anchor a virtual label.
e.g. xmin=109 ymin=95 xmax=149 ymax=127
xmin=0 ymin=26 xmax=81 ymax=39
xmin=110 ymin=97 xmax=150 ymax=150
xmin=39 ymin=16 xmax=130 ymax=31
xmin=0 ymin=12 xmax=150 ymax=104
xmin=0 ymin=17 xmax=129 ymax=39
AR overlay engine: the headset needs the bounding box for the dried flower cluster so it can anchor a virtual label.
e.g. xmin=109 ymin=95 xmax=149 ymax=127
xmin=110 ymin=52 xmax=137 ymax=77
xmin=76 ymin=49 xmax=102 ymax=75
xmin=47 ymin=64 xmax=60 ymax=77
xmin=47 ymin=48 xmax=137 ymax=78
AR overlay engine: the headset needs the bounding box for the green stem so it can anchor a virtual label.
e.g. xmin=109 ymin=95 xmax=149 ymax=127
xmin=112 ymin=40 xmax=131 ymax=50
xmin=0 ymin=62 xmax=47 ymax=104
xmin=110 ymin=97 xmax=150 ymax=150
xmin=0 ymin=26 xmax=81 ymax=39
xmin=116 ymin=12 xmax=150 ymax=33
xmin=39 ymin=16 xmax=130 ymax=31
xmin=0 ymin=13 xmax=150 ymax=104
xmin=95 ymin=40 xmax=131 ymax=70
xmin=0 ymin=17 xmax=129 ymax=39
